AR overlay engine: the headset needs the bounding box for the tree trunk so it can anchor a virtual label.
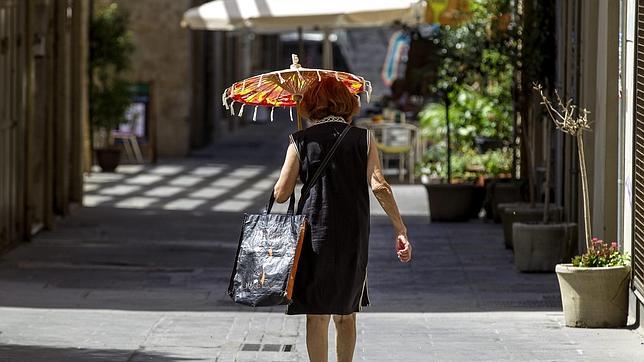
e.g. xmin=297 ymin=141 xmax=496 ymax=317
xmin=576 ymin=133 xmax=592 ymax=250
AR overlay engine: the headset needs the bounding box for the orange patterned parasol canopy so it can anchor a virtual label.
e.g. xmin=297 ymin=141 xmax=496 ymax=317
xmin=222 ymin=54 xmax=372 ymax=128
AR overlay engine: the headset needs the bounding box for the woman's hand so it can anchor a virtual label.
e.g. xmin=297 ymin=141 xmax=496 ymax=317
xmin=396 ymin=234 xmax=412 ymax=263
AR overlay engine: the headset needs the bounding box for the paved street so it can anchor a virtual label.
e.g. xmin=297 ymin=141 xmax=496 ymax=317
xmin=1 ymin=122 xmax=644 ymax=361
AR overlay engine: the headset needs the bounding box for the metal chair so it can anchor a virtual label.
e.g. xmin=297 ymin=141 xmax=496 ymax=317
xmin=370 ymin=123 xmax=418 ymax=183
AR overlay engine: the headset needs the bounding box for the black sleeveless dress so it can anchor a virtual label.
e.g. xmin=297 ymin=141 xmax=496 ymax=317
xmin=287 ymin=120 xmax=370 ymax=315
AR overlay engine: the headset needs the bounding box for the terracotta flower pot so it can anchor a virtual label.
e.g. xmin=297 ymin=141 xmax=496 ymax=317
xmin=555 ymin=264 xmax=630 ymax=328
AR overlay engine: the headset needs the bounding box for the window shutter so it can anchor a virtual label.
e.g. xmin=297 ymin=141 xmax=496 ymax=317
xmin=632 ymin=0 xmax=644 ymax=294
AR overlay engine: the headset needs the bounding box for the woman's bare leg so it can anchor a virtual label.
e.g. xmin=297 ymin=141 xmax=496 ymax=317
xmin=306 ymin=314 xmax=331 ymax=362
xmin=333 ymin=313 xmax=357 ymax=362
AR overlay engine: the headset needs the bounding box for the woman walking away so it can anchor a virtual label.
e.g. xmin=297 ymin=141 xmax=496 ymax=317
xmin=273 ymin=76 xmax=412 ymax=362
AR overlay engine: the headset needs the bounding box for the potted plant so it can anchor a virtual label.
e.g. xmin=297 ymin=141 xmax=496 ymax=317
xmin=418 ymin=143 xmax=483 ymax=222
xmin=501 ymin=95 xmax=564 ymax=250
xmin=509 ymin=85 xmax=576 ymax=271
xmin=556 ymin=239 xmax=630 ymax=327
xmin=89 ymin=3 xmax=134 ymax=172
xmin=498 ymin=1 xmax=561 ymax=240
xmin=417 ymin=2 xmax=518 ymax=222
xmin=534 ymin=87 xmax=630 ymax=327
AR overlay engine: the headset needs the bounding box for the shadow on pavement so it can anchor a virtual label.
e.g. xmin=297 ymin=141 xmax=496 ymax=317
xmin=0 ymin=206 xmax=561 ymax=313
xmin=0 ymin=344 xmax=193 ymax=362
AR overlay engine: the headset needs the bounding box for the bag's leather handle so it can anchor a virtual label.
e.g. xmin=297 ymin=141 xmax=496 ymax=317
xmin=297 ymin=125 xmax=351 ymax=213
xmin=265 ymin=191 xmax=296 ymax=215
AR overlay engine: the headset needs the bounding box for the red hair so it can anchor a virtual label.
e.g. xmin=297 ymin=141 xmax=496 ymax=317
xmin=297 ymin=76 xmax=359 ymax=120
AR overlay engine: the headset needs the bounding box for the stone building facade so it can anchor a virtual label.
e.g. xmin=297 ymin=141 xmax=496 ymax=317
xmin=111 ymin=0 xmax=193 ymax=157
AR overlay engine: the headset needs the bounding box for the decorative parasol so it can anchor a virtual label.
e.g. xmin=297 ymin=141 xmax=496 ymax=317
xmin=222 ymin=54 xmax=372 ymax=129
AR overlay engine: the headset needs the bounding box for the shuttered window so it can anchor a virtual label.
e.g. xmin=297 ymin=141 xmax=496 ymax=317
xmin=633 ymin=1 xmax=644 ymax=295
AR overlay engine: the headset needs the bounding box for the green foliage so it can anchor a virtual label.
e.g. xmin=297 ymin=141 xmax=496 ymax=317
xmin=432 ymin=0 xmax=518 ymax=94
xmin=418 ymin=85 xmax=513 ymax=180
xmin=89 ymin=3 xmax=134 ymax=136
xmin=417 ymin=0 xmax=517 ymax=182
xmin=418 ymin=144 xmax=512 ymax=181
xmin=571 ymin=238 xmax=630 ymax=268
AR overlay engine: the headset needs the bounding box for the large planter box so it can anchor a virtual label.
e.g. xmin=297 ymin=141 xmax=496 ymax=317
xmin=513 ymin=222 xmax=577 ymax=272
xmin=555 ymin=264 xmax=630 ymax=328
xmin=426 ymin=184 xmax=483 ymax=222
xmin=501 ymin=205 xmax=563 ymax=249
xmin=484 ymin=180 xmax=526 ymax=222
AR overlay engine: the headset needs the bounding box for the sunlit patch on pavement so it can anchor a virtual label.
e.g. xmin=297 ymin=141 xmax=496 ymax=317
xmin=115 ymin=197 xmax=159 ymax=209
xmin=99 ymin=185 xmax=142 ymax=196
xmin=162 ymin=198 xmax=206 ymax=210
xmin=189 ymin=187 xmax=228 ymax=199
xmin=144 ymin=186 xmax=185 ymax=197
xmin=211 ymin=178 xmax=245 ymax=188
xmin=168 ymin=175 xmax=204 ymax=187
xmin=125 ymin=174 xmax=164 ymax=185
xmin=148 ymin=165 xmax=184 ymax=176
xmin=83 ymin=195 xmax=113 ymax=207
xmin=212 ymin=199 xmax=253 ymax=212
xmin=191 ymin=165 xmax=225 ymax=177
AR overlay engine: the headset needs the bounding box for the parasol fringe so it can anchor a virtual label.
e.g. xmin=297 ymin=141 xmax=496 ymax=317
xmin=258 ymin=74 xmax=264 ymax=87
xmin=229 ymin=101 xmax=236 ymax=116
xmin=253 ymin=106 xmax=258 ymax=122
xmin=278 ymin=72 xmax=286 ymax=84
xmin=289 ymin=107 xmax=294 ymax=122
xmin=270 ymin=107 xmax=275 ymax=122
xmin=365 ymin=81 xmax=372 ymax=103
xmin=295 ymin=67 xmax=303 ymax=81
xmin=334 ymin=72 xmax=340 ymax=81
xmin=241 ymin=80 xmax=246 ymax=90
xmin=238 ymin=104 xmax=245 ymax=117
xmin=356 ymin=94 xmax=361 ymax=107
xmin=316 ymin=70 xmax=321 ymax=82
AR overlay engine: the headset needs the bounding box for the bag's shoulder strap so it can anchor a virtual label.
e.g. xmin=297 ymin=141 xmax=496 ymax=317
xmin=299 ymin=125 xmax=351 ymax=207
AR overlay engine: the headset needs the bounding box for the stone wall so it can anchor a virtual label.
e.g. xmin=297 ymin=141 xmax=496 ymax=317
xmin=112 ymin=0 xmax=192 ymax=157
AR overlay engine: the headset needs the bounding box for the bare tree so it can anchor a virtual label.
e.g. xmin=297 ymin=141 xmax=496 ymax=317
xmin=533 ymin=83 xmax=592 ymax=250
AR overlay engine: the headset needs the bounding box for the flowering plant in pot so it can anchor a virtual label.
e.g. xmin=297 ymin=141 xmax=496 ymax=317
xmin=556 ymin=239 xmax=631 ymax=328
xmin=534 ymin=85 xmax=631 ymax=327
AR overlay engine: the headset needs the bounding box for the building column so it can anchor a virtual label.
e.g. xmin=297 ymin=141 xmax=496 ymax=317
xmin=590 ymin=0 xmax=620 ymax=242
xmin=70 ymin=0 xmax=89 ymax=202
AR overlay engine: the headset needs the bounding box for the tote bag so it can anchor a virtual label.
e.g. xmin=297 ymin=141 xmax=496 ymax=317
xmin=227 ymin=125 xmax=351 ymax=307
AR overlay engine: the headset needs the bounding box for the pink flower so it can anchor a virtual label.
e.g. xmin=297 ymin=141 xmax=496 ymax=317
xmin=592 ymin=237 xmax=599 ymax=241
xmin=611 ymin=242 xmax=618 ymax=250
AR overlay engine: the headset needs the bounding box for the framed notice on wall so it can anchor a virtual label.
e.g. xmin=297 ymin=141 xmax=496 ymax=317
xmin=120 ymin=83 xmax=150 ymax=137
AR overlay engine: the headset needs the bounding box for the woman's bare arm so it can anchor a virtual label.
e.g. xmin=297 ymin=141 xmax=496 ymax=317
xmin=274 ymin=143 xmax=300 ymax=203
xmin=367 ymin=132 xmax=411 ymax=262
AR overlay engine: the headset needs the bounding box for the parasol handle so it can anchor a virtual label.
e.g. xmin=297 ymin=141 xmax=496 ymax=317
xmin=294 ymin=95 xmax=303 ymax=130
xmin=297 ymin=110 xmax=302 ymax=130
